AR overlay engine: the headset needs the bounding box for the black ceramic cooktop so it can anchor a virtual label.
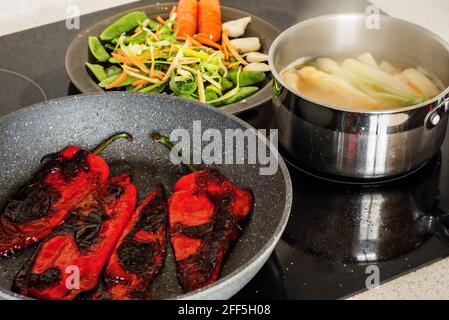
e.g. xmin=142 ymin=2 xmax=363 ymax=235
xmin=2 ymin=0 xmax=449 ymax=300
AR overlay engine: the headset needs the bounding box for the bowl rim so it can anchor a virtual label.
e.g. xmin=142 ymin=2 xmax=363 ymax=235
xmin=65 ymin=2 xmax=281 ymax=115
xmin=0 ymin=92 xmax=293 ymax=300
xmin=268 ymin=13 xmax=449 ymax=115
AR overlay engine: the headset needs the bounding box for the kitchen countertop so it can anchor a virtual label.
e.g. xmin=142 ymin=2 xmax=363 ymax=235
xmin=2 ymin=0 xmax=449 ymax=300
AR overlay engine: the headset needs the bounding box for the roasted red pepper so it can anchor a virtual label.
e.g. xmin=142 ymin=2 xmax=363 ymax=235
xmin=169 ymin=169 xmax=253 ymax=292
xmin=13 ymin=174 xmax=137 ymax=300
xmin=152 ymin=133 xmax=253 ymax=292
xmin=0 ymin=133 xmax=133 ymax=256
xmin=93 ymin=184 xmax=167 ymax=300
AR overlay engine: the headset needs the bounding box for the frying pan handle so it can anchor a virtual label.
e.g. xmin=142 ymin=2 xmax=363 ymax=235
xmin=425 ymin=98 xmax=449 ymax=129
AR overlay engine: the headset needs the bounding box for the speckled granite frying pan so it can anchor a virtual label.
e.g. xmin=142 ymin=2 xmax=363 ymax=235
xmin=0 ymin=93 xmax=292 ymax=300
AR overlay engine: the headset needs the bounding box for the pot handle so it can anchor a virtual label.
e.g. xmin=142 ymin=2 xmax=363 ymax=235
xmin=433 ymin=211 xmax=449 ymax=244
xmin=425 ymin=98 xmax=449 ymax=129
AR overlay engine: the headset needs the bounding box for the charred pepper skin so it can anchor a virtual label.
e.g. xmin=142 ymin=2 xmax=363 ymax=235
xmin=93 ymin=184 xmax=167 ymax=300
xmin=0 ymin=146 xmax=110 ymax=256
xmin=168 ymin=168 xmax=253 ymax=292
xmin=13 ymin=174 xmax=137 ymax=300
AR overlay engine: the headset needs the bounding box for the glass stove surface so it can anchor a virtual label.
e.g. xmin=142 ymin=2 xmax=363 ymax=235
xmin=2 ymin=0 xmax=448 ymax=300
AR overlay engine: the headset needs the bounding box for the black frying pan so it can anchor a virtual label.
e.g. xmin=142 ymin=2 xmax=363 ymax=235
xmin=0 ymin=93 xmax=292 ymax=300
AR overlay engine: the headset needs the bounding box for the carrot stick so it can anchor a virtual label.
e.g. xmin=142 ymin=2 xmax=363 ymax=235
xmin=198 ymin=0 xmax=222 ymax=42
xmin=222 ymin=30 xmax=247 ymax=65
xmin=132 ymin=79 xmax=149 ymax=87
xmin=154 ymin=71 xmax=165 ymax=80
xmin=186 ymin=35 xmax=203 ymax=47
xmin=194 ymin=34 xmax=222 ymax=50
xmin=113 ymin=52 xmax=150 ymax=74
xmin=123 ymin=64 xmax=141 ymax=73
xmin=105 ymin=71 xmax=128 ymax=90
xmin=129 ymin=56 xmax=150 ymax=74
xmin=157 ymin=16 xmax=166 ymax=25
xmin=227 ymin=61 xmax=241 ymax=69
xmin=137 ymin=51 xmax=151 ymax=61
xmin=176 ymin=0 xmax=198 ymax=38
xmin=222 ymin=39 xmax=229 ymax=60
xmin=112 ymin=53 xmax=133 ymax=64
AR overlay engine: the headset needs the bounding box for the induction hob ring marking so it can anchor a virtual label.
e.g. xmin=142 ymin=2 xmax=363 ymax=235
xmin=0 ymin=68 xmax=48 ymax=102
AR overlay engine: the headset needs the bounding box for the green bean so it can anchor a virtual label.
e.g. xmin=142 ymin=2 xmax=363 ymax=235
xmin=221 ymin=77 xmax=234 ymax=91
xmin=220 ymin=87 xmax=259 ymax=105
xmin=206 ymin=91 xmax=218 ymax=100
xmin=105 ymin=66 xmax=122 ymax=77
xmin=228 ymin=70 xmax=266 ymax=87
xmin=108 ymin=57 xmax=121 ymax=64
xmin=88 ymin=36 xmax=111 ymax=62
xmin=170 ymin=77 xmax=197 ymax=95
xmin=85 ymin=63 xmax=108 ymax=82
xmin=124 ymin=32 xmax=146 ymax=45
xmin=206 ymin=85 xmax=222 ymax=97
xmin=100 ymin=11 xmax=148 ymax=41
xmin=205 ymin=89 xmax=219 ymax=102
xmin=104 ymin=43 xmax=116 ymax=51
xmin=148 ymin=20 xmax=161 ymax=31
xmin=139 ymin=81 xmax=167 ymax=93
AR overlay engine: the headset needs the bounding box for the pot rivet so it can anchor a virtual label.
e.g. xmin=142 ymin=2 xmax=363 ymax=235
xmin=430 ymin=114 xmax=441 ymax=126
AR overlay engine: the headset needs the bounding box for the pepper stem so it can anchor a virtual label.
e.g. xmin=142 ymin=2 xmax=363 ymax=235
xmin=93 ymin=132 xmax=134 ymax=155
xmin=151 ymin=131 xmax=197 ymax=173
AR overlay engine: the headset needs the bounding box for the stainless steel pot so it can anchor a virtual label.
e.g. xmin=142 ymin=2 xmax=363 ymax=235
xmin=268 ymin=14 xmax=449 ymax=179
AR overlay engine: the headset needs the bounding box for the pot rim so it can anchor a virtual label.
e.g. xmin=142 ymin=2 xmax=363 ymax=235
xmin=268 ymin=13 xmax=449 ymax=115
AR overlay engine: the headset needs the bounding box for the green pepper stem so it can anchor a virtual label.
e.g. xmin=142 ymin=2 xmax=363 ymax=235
xmin=93 ymin=132 xmax=134 ymax=155
xmin=151 ymin=131 xmax=197 ymax=173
